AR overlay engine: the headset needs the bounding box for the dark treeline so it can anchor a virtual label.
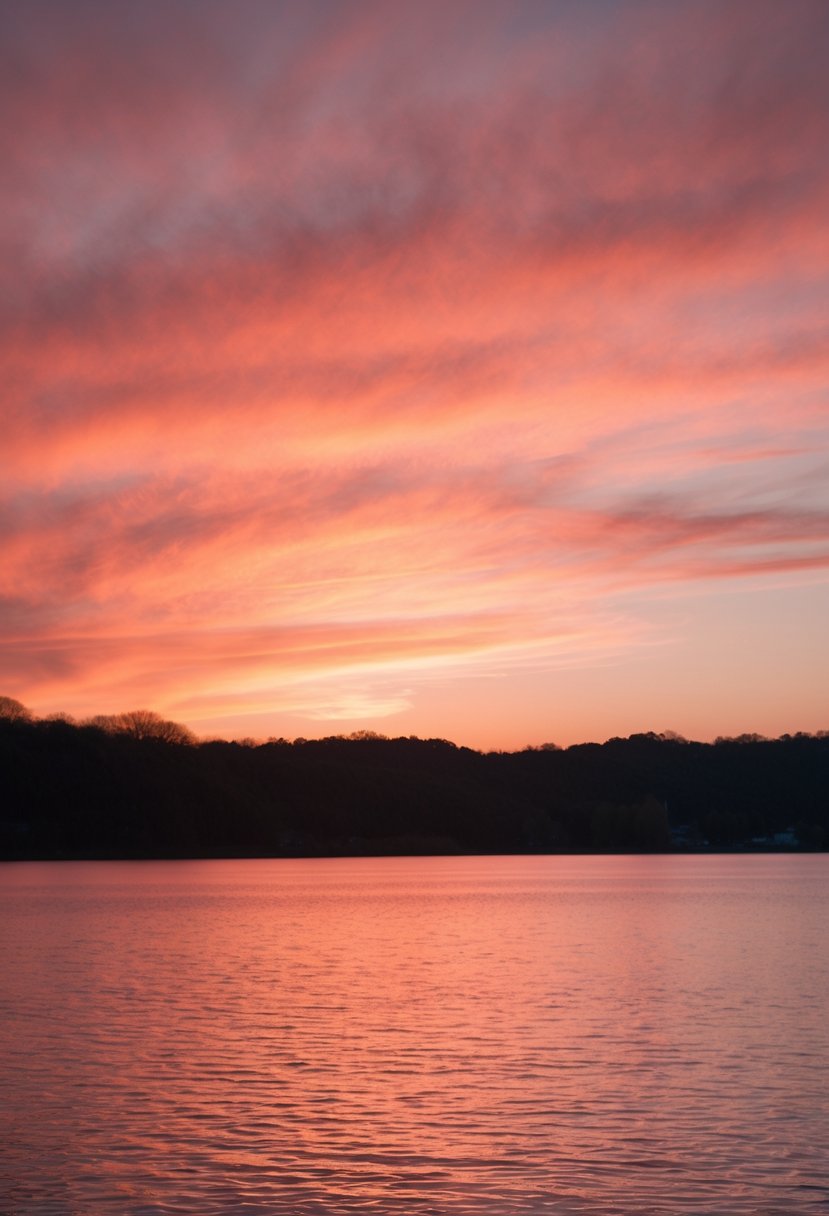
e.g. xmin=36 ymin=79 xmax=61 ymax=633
xmin=1 ymin=699 xmax=827 ymax=859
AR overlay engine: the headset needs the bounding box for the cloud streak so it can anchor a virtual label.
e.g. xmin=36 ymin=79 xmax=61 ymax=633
xmin=2 ymin=0 xmax=828 ymax=745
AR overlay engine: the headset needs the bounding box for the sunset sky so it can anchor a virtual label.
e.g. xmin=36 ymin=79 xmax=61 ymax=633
xmin=2 ymin=0 xmax=828 ymax=749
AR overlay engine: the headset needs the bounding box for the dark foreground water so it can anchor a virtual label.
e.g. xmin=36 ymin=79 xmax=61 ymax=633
xmin=1 ymin=854 xmax=828 ymax=1215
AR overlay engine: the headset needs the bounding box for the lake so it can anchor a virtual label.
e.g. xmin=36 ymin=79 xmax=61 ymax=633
xmin=1 ymin=854 xmax=828 ymax=1214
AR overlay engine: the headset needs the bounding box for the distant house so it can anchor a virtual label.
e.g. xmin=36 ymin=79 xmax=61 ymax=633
xmin=751 ymin=828 xmax=799 ymax=848
xmin=670 ymin=823 xmax=708 ymax=848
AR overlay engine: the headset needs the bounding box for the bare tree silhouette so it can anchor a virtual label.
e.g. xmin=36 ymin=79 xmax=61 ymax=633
xmin=0 ymin=695 xmax=32 ymax=722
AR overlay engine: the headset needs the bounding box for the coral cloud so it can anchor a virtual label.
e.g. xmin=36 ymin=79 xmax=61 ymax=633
xmin=2 ymin=1 xmax=828 ymax=748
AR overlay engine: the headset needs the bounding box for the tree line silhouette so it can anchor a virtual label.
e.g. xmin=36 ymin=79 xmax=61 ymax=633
xmin=1 ymin=696 xmax=827 ymax=859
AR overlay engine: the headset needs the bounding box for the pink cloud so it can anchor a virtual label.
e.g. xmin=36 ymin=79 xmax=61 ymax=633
xmin=2 ymin=0 xmax=828 ymax=742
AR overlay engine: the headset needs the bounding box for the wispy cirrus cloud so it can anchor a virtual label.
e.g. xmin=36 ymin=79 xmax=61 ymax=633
xmin=2 ymin=0 xmax=828 ymax=745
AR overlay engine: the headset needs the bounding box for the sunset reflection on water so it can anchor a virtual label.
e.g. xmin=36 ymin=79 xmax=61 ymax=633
xmin=1 ymin=855 xmax=828 ymax=1213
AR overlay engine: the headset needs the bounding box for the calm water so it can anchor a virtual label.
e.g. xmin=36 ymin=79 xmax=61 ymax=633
xmin=1 ymin=855 xmax=828 ymax=1215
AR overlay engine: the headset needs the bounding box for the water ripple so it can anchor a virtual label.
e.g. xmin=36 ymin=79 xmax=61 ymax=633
xmin=1 ymin=855 xmax=828 ymax=1214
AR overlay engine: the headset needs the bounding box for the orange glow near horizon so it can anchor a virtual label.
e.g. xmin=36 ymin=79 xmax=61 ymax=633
xmin=2 ymin=1 xmax=828 ymax=750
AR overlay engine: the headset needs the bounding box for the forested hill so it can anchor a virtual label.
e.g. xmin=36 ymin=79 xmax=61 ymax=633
xmin=1 ymin=710 xmax=827 ymax=859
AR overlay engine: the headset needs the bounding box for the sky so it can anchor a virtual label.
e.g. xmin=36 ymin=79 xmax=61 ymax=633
xmin=2 ymin=0 xmax=828 ymax=750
